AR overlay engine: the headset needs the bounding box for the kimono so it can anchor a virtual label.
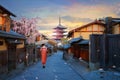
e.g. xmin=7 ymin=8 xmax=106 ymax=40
xmin=40 ymin=46 xmax=47 ymax=65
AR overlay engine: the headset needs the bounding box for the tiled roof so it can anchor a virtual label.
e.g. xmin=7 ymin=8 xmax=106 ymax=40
xmin=0 ymin=30 xmax=26 ymax=39
xmin=78 ymin=40 xmax=89 ymax=45
xmin=0 ymin=5 xmax=16 ymax=17
xmin=112 ymin=20 xmax=120 ymax=23
xmin=69 ymin=20 xmax=105 ymax=33
xmin=54 ymin=24 xmax=67 ymax=29
xmin=69 ymin=37 xmax=83 ymax=44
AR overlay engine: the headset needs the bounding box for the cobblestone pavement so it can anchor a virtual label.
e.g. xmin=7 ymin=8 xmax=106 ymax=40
xmin=6 ymin=50 xmax=84 ymax=80
xmin=65 ymin=54 xmax=120 ymax=80
xmin=2 ymin=50 xmax=120 ymax=80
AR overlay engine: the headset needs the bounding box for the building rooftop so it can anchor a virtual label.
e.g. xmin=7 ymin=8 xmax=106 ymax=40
xmin=0 ymin=30 xmax=26 ymax=39
xmin=0 ymin=5 xmax=16 ymax=17
xmin=69 ymin=37 xmax=83 ymax=44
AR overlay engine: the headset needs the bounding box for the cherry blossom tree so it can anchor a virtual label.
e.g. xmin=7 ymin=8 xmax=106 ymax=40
xmin=12 ymin=17 xmax=40 ymax=44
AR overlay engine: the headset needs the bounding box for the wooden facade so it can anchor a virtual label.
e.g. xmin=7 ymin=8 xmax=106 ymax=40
xmin=69 ymin=38 xmax=89 ymax=62
xmin=78 ymin=40 xmax=89 ymax=62
xmin=90 ymin=34 xmax=120 ymax=70
xmin=0 ymin=5 xmax=16 ymax=32
xmin=67 ymin=18 xmax=120 ymax=70
xmin=0 ymin=5 xmax=26 ymax=74
xmin=67 ymin=20 xmax=105 ymax=62
xmin=68 ymin=20 xmax=105 ymax=39
xmin=0 ymin=31 xmax=26 ymax=73
xmin=68 ymin=19 xmax=120 ymax=60
xmin=112 ymin=24 xmax=120 ymax=34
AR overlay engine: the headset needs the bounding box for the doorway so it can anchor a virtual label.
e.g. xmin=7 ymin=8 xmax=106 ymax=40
xmin=8 ymin=44 xmax=16 ymax=71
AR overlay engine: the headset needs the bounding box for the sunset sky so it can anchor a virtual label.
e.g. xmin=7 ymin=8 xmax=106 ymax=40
xmin=1 ymin=0 xmax=120 ymax=37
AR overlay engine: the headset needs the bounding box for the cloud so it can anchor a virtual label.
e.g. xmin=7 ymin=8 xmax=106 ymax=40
xmin=13 ymin=0 xmax=120 ymax=33
xmin=62 ymin=16 xmax=92 ymax=23
xmin=114 ymin=3 xmax=120 ymax=16
xmin=35 ymin=2 xmax=120 ymax=31
xmin=36 ymin=16 xmax=60 ymax=30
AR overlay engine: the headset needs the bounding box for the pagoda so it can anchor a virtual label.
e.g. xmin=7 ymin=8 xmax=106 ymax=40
xmin=53 ymin=17 xmax=67 ymax=41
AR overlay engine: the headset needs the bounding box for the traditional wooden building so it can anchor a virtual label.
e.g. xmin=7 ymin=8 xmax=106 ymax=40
xmin=68 ymin=18 xmax=120 ymax=39
xmin=77 ymin=40 xmax=89 ymax=61
xmin=0 ymin=5 xmax=26 ymax=73
xmin=67 ymin=20 xmax=105 ymax=62
xmin=113 ymin=23 xmax=120 ymax=34
xmin=69 ymin=37 xmax=83 ymax=58
xmin=68 ymin=20 xmax=105 ymax=39
xmin=89 ymin=17 xmax=120 ymax=70
xmin=67 ymin=17 xmax=120 ymax=70
xmin=105 ymin=17 xmax=120 ymax=34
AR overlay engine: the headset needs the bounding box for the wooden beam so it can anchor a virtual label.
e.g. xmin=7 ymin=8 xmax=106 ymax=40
xmin=119 ymin=24 xmax=120 ymax=34
xmin=75 ymin=30 xmax=104 ymax=32
xmin=92 ymin=24 xmax=93 ymax=34
xmin=98 ymin=25 xmax=100 ymax=34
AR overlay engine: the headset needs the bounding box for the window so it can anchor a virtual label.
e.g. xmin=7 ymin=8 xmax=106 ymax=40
xmin=0 ymin=16 xmax=2 ymax=25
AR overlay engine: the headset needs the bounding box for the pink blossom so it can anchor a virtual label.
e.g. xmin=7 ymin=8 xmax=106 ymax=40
xmin=12 ymin=17 xmax=41 ymax=44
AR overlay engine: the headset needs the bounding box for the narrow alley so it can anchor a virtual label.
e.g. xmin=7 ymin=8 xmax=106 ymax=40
xmin=1 ymin=1 xmax=120 ymax=80
xmin=6 ymin=51 xmax=84 ymax=80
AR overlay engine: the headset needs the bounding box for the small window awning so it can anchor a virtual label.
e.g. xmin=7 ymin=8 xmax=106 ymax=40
xmin=78 ymin=40 xmax=89 ymax=45
xmin=6 ymin=39 xmax=22 ymax=44
xmin=112 ymin=20 xmax=120 ymax=23
xmin=69 ymin=37 xmax=83 ymax=44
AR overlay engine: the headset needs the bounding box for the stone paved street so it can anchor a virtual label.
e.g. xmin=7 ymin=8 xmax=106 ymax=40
xmin=6 ymin=50 xmax=84 ymax=80
xmin=1 ymin=1 xmax=120 ymax=80
xmin=2 ymin=50 xmax=120 ymax=80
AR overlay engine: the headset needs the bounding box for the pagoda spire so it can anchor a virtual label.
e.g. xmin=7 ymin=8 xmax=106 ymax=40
xmin=59 ymin=16 xmax=61 ymax=26
xmin=52 ymin=16 xmax=67 ymax=41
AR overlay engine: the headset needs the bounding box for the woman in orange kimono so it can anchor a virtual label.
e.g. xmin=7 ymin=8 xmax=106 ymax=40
xmin=40 ymin=44 xmax=48 ymax=68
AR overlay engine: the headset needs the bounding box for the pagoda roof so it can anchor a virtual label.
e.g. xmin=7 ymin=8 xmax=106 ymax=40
xmin=53 ymin=30 xmax=67 ymax=33
xmin=53 ymin=24 xmax=67 ymax=29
